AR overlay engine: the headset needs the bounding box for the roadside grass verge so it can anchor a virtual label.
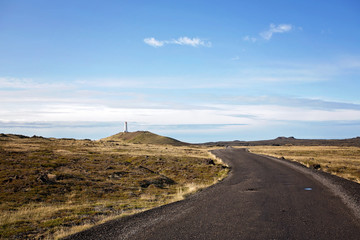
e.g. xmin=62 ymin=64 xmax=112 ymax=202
xmin=246 ymin=146 xmax=360 ymax=183
xmin=0 ymin=135 xmax=228 ymax=239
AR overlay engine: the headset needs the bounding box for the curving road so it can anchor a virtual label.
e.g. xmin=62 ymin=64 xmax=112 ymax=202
xmin=67 ymin=148 xmax=360 ymax=240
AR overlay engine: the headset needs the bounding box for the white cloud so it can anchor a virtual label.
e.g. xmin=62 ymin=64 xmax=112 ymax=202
xmin=2 ymin=101 xmax=360 ymax=130
xmin=144 ymin=37 xmax=211 ymax=47
xmin=171 ymin=37 xmax=211 ymax=47
xmin=207 ymin=104 xmax=360 ymax=123
xmin=144 ymin=37 xmax=164 ymax=47
xmin=260 ymin=24 xmax=293 ymax=40
xmin=2 ymin=75 xmax=360 ymax=140
xmin=243 ymin=35 xmax=257 ymax=43
xmin=1 ymin=78 xmax=360 ymax=125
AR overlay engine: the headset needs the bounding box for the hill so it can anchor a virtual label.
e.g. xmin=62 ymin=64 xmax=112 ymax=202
xmin=101 ymin=131 xmax=188 ymax=146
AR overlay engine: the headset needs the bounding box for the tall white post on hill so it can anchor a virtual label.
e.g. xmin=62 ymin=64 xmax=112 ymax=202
xmin=124 ymin=121 xmax=128 ymax=133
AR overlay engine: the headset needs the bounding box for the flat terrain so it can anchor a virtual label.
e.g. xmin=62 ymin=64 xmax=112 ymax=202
xmin=0 ymin=134 xmax=227 ymax=239
xmin=205 ymin=136 xmax=360 ymax=147
xmin=67 ymin=148 xmax=360 ymax=240
xmin=247 ymin=145 xmax=360 ymax=183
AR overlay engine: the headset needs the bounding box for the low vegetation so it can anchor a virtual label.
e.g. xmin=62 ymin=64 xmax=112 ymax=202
xmin=0 ymin=133 xmax=228 ymax=239
xmin=102 ymin=131 xmax=187 ymax=146
xmin=247 ymin=146 xmax=360 ymax=183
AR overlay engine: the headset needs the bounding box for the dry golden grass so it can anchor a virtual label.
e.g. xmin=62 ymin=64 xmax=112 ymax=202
xmin=245 ymin=146 xmax=360 ymax=183
xmin=0 ymin=135 xmax=228 ymax=239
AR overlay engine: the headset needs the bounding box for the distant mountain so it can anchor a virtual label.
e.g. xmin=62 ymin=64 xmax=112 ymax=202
xmin=203 ymin=136 xmax=360 ymax=147
xmin=101 ymin=131 xmax=188 ymax=146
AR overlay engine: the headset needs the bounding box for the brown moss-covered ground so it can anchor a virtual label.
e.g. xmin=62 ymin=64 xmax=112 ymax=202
xmin=0 ymin=134 xmax=228 ymax=239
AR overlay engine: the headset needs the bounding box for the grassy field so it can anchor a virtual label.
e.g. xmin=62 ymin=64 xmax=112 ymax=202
xmin=0 ymin=134 xmax=228 ymax=239
xmin=247 ymin=146 xmax=360 ymax=183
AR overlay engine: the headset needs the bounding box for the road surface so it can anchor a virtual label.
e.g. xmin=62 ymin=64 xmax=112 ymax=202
xmin=67 ymin=148 xmax=360 ymax=240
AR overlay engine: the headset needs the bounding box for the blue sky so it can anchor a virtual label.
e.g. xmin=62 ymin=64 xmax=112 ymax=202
xmin=1 ymin=0 xmax=360 ymax=142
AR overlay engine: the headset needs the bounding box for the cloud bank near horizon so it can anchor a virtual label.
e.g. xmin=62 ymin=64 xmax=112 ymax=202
xmin=1 ymin=75 xmax=360 ymax=141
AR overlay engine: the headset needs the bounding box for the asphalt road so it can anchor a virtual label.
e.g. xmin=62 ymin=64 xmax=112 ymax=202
xmin=67 ymin=148 xmax=360 ymax=240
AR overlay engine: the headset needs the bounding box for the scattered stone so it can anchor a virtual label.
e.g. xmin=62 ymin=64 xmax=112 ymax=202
xmin=206 ymin=159 xmax=216 ymax=165
xmin=311 ymin=164 xmax=321 ymax=170
xmin=109 ymin=171 xmax=128 ymax=179
xmin=37 ymin=173 xmax=55 ymax=184
xmin=47 ymin=174 xmax=57 ymax=181
xmin=139 ymin=180 xmax=152 ymax=188
xmin=3 ymin=178 xmax=12 ymax=183
xmin=139 ymin=176 xmax=176 ymax=188
xmin=3 ymin=175 xmax=23 ymax=183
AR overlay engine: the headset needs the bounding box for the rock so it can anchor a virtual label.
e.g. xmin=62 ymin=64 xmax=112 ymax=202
xmin=206 ymin=159 xmax=216 ymax=165
xmin=139 ymin=180 xmax=152 ymax=188
xmin=3 ymin=178 xmax=12 ymax=183
xmin=311 ymin=164 xmax=321 ymax=170
xmin=37 ymin=173 xmax=54 ymax=184
xmin=47 ymin=174 xmax=57 ymax=181
xmin=139 ymin=176 xmax=176 ymax=188
xmin=109 ymin=171 xmax=128 ymax=179
xmin=3 ymin=175 xmax=24 ymax=183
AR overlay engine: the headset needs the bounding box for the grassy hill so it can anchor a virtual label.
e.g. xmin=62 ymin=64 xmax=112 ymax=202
xmin=102 ymin=131 xmax=188 ymax=146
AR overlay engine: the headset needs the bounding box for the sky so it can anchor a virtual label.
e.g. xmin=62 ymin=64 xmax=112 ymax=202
xmin=1 ymin=0 xmax=360 ymax=143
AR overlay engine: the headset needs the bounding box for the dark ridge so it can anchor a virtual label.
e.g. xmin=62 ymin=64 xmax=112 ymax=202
xmin=0 ymin=133 xmax=30 ymax=139
xmin=203 ymin=136 xmax=360 ymax=147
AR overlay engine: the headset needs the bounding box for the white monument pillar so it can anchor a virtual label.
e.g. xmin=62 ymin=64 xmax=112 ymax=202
xmin=124 ymin=121 xmax=128 ymax=133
